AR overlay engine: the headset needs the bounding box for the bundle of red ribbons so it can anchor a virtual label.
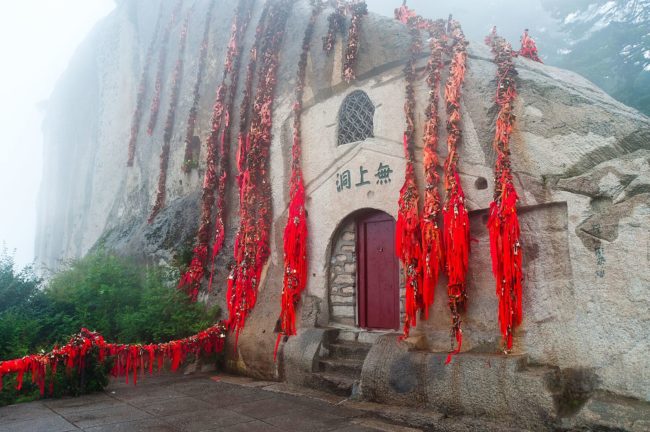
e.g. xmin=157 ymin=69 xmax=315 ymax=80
xmin=0 ymin=324 xmax=226 ymax=396
xmin=486 ymin=28 xmax=524 ymax=351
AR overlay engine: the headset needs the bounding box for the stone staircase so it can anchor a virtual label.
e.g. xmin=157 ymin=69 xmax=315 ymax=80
xmin=310 ymin=329 xmax=373 ymax=397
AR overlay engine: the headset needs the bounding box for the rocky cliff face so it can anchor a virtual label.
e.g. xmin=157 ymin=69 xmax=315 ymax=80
xmin=37 ymin=0 xmax=649 ymax=418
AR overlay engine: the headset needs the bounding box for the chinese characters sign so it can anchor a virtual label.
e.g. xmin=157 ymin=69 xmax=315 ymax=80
xmin=336 ymin=163 xmax=393 ymax=192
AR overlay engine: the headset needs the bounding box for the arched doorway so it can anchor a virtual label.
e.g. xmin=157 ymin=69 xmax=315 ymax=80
xmin=328 ymin=210 xmax=400 ymax=331
xmin=356 ymin=211 xmax=399 ymax=330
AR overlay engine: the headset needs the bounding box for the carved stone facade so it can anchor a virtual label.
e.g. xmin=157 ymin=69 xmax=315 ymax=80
xmin=37 ymin=0 xmax=650 ymax=428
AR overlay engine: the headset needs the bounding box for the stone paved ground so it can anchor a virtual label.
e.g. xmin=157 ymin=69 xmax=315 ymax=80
xmin=0 ymin=373 xmax=417 ymax=432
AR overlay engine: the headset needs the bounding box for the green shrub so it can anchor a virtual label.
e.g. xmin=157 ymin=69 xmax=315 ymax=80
xmin=0 ymin=250 xmax=219 ymax=406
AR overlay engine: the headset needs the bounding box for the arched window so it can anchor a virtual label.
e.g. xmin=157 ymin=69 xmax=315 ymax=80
xmin=337 ymin=90 xmax=374 ymax=145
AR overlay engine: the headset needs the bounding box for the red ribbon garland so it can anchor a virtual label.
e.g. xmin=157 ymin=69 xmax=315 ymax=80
xmin=342 ymin=1 xmax=368 ymax=83
xmin=228 ymin=0 xmax=293 ymax=345
xmin=126 ymin=6 xmax=163 ymax=167
xmin=178 ymin=0 xmax=255 ymax=301
xmin=395 ymin=8 xmax=424 ymax=339
xmin=442 ymin=18 xmax=470 ymax=364
xmin=182 ymin=3 xmax=215 ymax=173
xmin=0 ymin=324 xmax=226 ymax=396
xmin=274 ymin=1 xmax=322 ymax=359
xmin=147 ymin=0 xmax=183 ymax=137
xmin=149 ymin=13 xmax=190 ymax=223
xmin=485 ymin=28 xmax=524 ymax=352
xmin=420 ymin=19 xmax=447 ymax=320
xmin=518 ymin=29 xmax=542 ymax=63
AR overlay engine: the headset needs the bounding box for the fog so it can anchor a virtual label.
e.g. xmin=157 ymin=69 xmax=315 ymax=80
xmin=0 ymin=1 xmax=115 ymax=267
xmin=0 ymin=0 xmax=568 ymax=268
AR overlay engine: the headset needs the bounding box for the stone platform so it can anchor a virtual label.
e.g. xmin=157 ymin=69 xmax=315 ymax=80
xmin=0 ymin=373 xmax=408 ymax=432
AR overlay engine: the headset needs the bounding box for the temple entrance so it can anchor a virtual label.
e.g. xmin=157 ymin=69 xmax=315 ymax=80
xmin=356 ymin=211 xmax=399 ymax=330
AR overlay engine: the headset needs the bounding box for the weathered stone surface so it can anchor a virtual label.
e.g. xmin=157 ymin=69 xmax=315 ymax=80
xmin=36 ymin=0 xmax=650 ymax=426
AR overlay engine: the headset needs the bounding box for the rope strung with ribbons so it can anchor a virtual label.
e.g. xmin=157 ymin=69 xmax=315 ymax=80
xmin=420 ymin=19 xmax=447 ymax=320
xmin=149 ymin=12 xmax=191 ymax=223
xmin=274 ymin=0 xmax=322 ymax=359
xmin=518 ymin=29 xmax=542 ymax=63
xmin=179 ymin=0 xmax=255 ymax=302
xmin=182 ymin=2 xmax=215 ymax=173
xmin=394 ymin=4 xmax=425 ymax=338
xmin=0 ymin=324 xmax=226 ymax=396
xmin=126 ymin=6 xmax=163 ymax=167
xmin=147 ymin=0 xmax=183 ymax=136
xmin=485 ymin=27 xmax=524 ymax=352
xmin=342 ymin=1 xmax=367 ymax=83
xmin=442 ymin=17 xmax=470 ymax=364
xmin=227 ymin=0 xmax=293 ymax=345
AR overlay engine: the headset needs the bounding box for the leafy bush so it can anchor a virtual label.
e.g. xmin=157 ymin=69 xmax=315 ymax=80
xmin=0 ymin=250 xmax=219 ymax=406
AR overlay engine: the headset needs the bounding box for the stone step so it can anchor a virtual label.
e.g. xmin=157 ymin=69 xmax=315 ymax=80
xmin=319 ymin=358 xmax=364 ymax=377
xmin=328 ymin=341 xmax=372 ymax=360
xmin=310 ymin=372 xmax=358 ymax=397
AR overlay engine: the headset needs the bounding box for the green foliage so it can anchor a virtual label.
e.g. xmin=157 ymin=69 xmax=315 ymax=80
xmin=0 ymin=250 xmax=219 ymax=406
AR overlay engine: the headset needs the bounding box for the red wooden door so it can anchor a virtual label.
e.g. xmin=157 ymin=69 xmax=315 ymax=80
xmin=357 ymin=211 xmax=399 ymax=330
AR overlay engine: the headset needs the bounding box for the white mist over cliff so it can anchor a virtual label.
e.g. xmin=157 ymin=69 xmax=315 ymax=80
xmin=0 ymin=0 xmax=114 ymax=267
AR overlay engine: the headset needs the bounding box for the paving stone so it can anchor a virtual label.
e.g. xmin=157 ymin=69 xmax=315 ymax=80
xmin=330 ymin=425 xmax=383 ymax=432
xmin=264 ymin=407 xmax=347 ymax=432
xmin=63 ymin=404 xmax=151 ymax=429
xmin=167 ymin=379 xmax=228 ymax=395
xmin=193 ymin=386 xmax=276 ymax=407
xmin=0 ymin=401 xmax=52 ymax=423
xmin=108 ymin=385 xmax=186 ymax=406
xmin=45 ymin=393 xmax=124 ymax=416
xmin=83 ymin=417 xmax=180 ymax=432
xmin=162 ymin=408 xmax=255 ymax=432
xmin=0 ymin=414 xmax=78 ymax=432
xmin=140 ymin=396 xmax=212 ymax=417
xmin=226 ymin=397 xmax=311 ymax=420
xmin=212 ymin=420 xmax=282 ymax=432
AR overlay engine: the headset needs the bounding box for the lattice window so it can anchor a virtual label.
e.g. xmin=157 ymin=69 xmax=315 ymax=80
xmin=337 ymin=90 xmax=374 ymax=145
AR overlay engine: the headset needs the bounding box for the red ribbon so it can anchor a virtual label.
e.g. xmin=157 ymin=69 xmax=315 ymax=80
xmin=0 ymin=325 xmax=226 ymax=396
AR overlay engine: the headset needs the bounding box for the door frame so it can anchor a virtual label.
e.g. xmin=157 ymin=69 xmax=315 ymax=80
xmin=356 ymin=210 xmax=400 ymax=330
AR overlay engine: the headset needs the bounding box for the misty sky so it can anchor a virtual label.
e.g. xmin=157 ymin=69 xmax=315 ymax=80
xmin=0 ymin=0 xmax=558 ymax=268
xmin=0 ymin=1 xmax=115 ymax=267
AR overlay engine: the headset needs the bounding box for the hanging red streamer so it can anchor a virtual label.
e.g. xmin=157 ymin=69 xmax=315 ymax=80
xmin=0 ymin=324 xmax=226 ymax=396
xmin=274 ymin=1 xmax=322 ymax=359
xmin=178 ymin=0 xmax=254 ymax=301
xmin=442 ymin=18 xmax=470 ymax=364
xmin=342 ymin=1 xmax=368 ymax=83
xmin=323 ymin=1 xmax=345 ymax=55
xmin=420 ymin=19 xmax=447 ymax=320
xmin=182 ymin=3 xmax=215 ymax=173
xmin=485 ymin=28 xmax=524 ymax=351
xmin=228 ymin=0 xmax=293 ymax=344
xmin=395 ymin=7 xmax=424 ymax=338
xmin=147 ymin=0 xmax=183 ymax=136
xmin=149 ymin=13 xmax=190 ymax=223
xmin=518 ymin=29 xmax=542 ymax=63
xmin=127 ymin=7 xmax=163 ymax=167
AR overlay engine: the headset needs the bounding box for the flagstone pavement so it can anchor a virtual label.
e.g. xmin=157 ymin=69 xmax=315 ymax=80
xmin=0 ymin=372 xmax=417 ymax=432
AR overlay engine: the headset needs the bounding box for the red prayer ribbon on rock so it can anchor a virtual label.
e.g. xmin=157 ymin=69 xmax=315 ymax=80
xmin=420 ymin=19 xmax=447 ymax=320
xmin=147 ymin=1 xmax=183 ymax=137
xmin=179 ymin=0 xmax=255 ymax=301
xmin=182 ymin=2 xmax=215 ymax=173
xmin=485 ymin=28 xmax=524 ymax=352
xmin=228 ymin=0 xmax=293 ymax=344
xmin=518 ymin=29 xmax=542 ymax=63
xmin=395 ymin=7 xmax=424 ymax=338
xmin=274 ymin=1 xmax=322 ymax=359
xmin=149 ymin=12 xmax=190 ymax=223
xmin=442 ymin=18 xmax=470 ymax=364
xmin=127 ymin=7 xmax=163 ymax=167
